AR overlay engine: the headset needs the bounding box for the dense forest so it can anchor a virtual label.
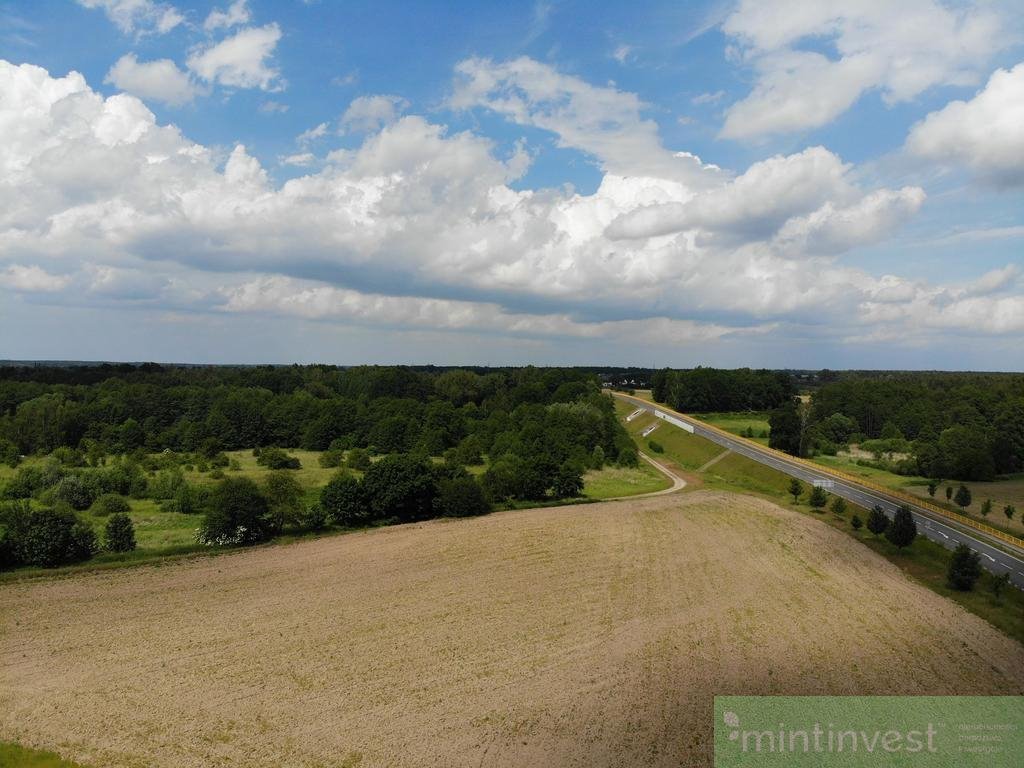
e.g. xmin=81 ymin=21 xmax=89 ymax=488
xmin=0 ymin=364 xmax=638 ymax=570
xmin=649 ymin=368 xmax=1024 ymax=482
xmin=650 ymin=367 xmax=796 ymax=412
xmin=802 ymin=373 xmax=1024 ymax=480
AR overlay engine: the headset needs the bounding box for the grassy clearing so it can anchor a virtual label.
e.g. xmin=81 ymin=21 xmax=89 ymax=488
xmin=812 ymin=454 xmax=1024 ymax=537
xmin=907 ymin=475 xmax=1024 ymax=536
xmin=582 ymin=461 xmax=671 ymax=499
xmin=809 ymin=453 xmax=927 ymax=489
xmin=695 ymin=411 xmax=771 ymax=444
xmin=181 ymin=449 xmax=339 ymax=489
xmin=0 ymin=742 xmax=89 ymax=767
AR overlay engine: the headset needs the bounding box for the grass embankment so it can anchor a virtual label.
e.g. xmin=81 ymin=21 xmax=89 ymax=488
xmin=613 ymin=402 xmax=1024 ymax=645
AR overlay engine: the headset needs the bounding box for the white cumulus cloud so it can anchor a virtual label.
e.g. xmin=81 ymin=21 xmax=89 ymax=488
xmin=720 ymin=0 xmax=1008 ymax=139
xmin=77 ymin=0 xmax=183 ymax=35
xmin=186 ymin=23 xmax=283 ymax=91
xmin=0 ymin=57 xmax=1016 ymax=351
xmin=340 ymin=95 xmax=409 ymax=134
xmin=105 ymin=53 xmax=196 ymax=107
xmin=906 ymin=62 xmax=1024 ymax=186
xmin=204 ymin=0 xmax=251 ymax=32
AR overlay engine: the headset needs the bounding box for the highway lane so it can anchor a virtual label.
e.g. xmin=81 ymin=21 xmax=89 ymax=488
xmin=616 ymin=393 xmax=1024 ymax=590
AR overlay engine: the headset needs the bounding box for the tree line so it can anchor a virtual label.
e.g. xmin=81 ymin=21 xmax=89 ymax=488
xmin=650 ymin=367 xmax=796 ymax=413
xmin=769 ymin=372 xmax=1024 ymax=481
xmin=0 ymin=365 xmax=639 ymax=570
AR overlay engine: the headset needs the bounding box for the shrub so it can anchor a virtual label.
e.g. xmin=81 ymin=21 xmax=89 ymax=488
xmin=149 ymin=468 xmax=186 ymax=500
xmin=552 ymin=461 xmax=585 ymax=498
xmin=320 ymin=472 xmax=369 ymax=527
xmin=990 ymin=573 xmax=1010 ymax=601
xmin=788 ymin=478 xmax=803 ymax=502
xmin=436 ymin=476 xmax=491 ymax=517
xmin=296 ymin=502 xmax=328 ymax=531
xmin=616 ymin=447 xmax=639 ymax=468
xmin=318 ymin=449 xmax=344 ymax=468
xmin=256 ymin=447 xmax=301 ymax=470
xmin=161 ymin=482 xmax=208 ymax=515
xmin=830 ymin=496 xmax=847 ymax=515
xmin=0 ymin=437 xmax=20 ymax=468
xmin=209 ymin=469 xmax=225 ymax=480
xmin=92 ymin=493 xmax=130 ymax=517
xmin=850 ymin=514 xmax=863 ymax=530
xmin=481 ymin=454 xmax=522 ymax=502
xmin=52 ymin=475 xmax=95 ymax=511
xmin=198 ymin=477 xmax=273 ymax=546
xmin=361 ymin=454 xmax=437 ymax=522
xmin=209 ymin=452 xmax=230 ymax=469
xmin=946 ymin=544 xmax=981 ymax=590
xmin=104 ymin=512 xmax=136 ymax=552
xmin=647 ymin=440 xmax=664 ymax=454
xmin=451 ymin=435 xmax=483 ymax=466
xmin=1 ymin=502 xmax=98 ymax=568
xmin=808 ymin=486 xmax=828 ymax=509
xmin=345 ymin=448 xmax=372 ymax=471
xmin=263 ymin=471 xmax=304 ymax=531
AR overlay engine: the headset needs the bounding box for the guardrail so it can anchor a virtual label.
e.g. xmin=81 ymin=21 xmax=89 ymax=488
xmin=614 ymin=392 xmax=1024 ymax=551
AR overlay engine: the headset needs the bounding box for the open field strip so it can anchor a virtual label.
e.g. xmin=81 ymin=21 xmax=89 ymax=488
xmin=2 ymin=492 xmax=1022 ymax=768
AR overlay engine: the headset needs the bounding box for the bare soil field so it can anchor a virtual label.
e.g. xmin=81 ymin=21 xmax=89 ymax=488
xmin=2 ymin=492 xmax=1023 ymax=768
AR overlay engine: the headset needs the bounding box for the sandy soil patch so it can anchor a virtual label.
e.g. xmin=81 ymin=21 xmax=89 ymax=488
xmin=2 ymin=491 xmax=1022 ymax=767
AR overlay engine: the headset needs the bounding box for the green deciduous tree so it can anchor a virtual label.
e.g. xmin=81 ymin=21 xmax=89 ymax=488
xmin=788 ymin=478 xmax=803 ymax=503
xmin=990 ymin=573 xmax=1010 ymax=601
xmin=851 ymin=514 xmax=863 ymax=531
xmin=198 ymin=477 xmax=273 ymax=546
xmin=980 ymin=498 xmax=992 ymax=517
xmin=830 ymin=496 xmax=847 ymax=515
xmin=946 ymin=544 xmax=981 ymax=591
xmin=104 ymin=512 xmax=136 ymax=552
xmin=320 ymin=472 xmax=369 ymax=527
xmin=91 ymin=493 xmax=130 ymax=517
xmin=885 ymin=505 xmax=917 ymax=549
xmin=552 ymin=461 xmax=585 ymax=498
xmin=867 ymin=505 xmax=889 ymax=536
xmin=954 ymin=484 xmax=972 ymax=510
xmin=808 ymin=486 xmax=828 ymax=509
xmin=436 ymin=476 xmax=491 ymax=518
xmin=361 ymin=454 xmax=438 ymax=523
xmin=263 ymin=471 xmax=304 ymax=532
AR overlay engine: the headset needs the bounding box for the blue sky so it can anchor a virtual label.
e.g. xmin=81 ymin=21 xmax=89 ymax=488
xmin=1 ymin=0 xmax=1022 ymax=368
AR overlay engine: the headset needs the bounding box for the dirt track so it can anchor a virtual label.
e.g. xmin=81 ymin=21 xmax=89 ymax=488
xmin=2 ymin=491 xmax=1023 ymax=767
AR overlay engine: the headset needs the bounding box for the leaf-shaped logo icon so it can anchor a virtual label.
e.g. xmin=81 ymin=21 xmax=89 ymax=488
xmin=723 ymin=711 xmax=739 ymax=727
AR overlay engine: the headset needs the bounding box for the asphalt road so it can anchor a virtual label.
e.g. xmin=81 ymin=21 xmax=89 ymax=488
xmin=617 ymin=394 xmax=1024 ymax=590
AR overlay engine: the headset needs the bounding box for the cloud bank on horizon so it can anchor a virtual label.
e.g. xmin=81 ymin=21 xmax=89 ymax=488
xmin=0 ymin=0 xmax=1022 ymax=368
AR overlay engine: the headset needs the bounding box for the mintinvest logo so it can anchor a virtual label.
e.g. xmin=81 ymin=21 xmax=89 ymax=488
xmin=714 ymin=696 xmax=1024 ymax=767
